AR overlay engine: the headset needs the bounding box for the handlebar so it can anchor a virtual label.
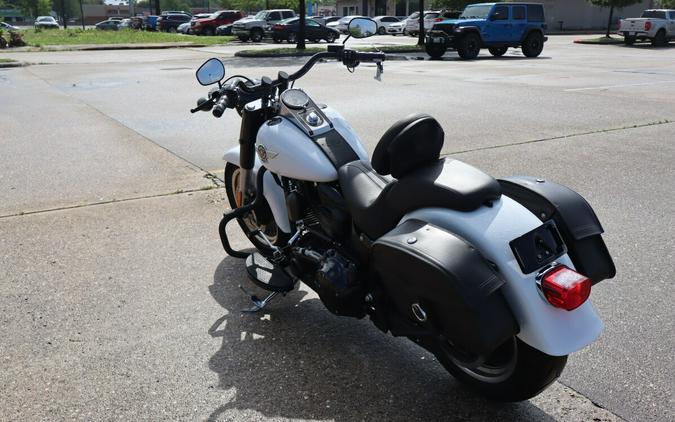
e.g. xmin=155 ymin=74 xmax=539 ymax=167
xmin=192 ymin=47 xmax=385 ymax=117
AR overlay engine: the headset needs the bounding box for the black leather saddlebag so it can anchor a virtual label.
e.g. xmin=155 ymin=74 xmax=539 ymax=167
xmin=499 ymin=176 xmax=616 ymax=284
xmin=371 ymin=219 xmax=518 ymax=356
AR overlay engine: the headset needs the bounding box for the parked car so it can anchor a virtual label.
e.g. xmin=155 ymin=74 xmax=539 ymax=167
xmin=1 ymin=22 xmax=21 ymax=31
xmin=324 ymin=16 xmax=341 ymax=25
xmin=232 ymin=9 xmax=294 ymax=42
xmin=144 ymin=15 xmax=160 ymax=31
xmin=619 ymin=9 xmax=675 ymax=46
xmin=308 ymin=15 xmax=326 ymax=25
xmin=270 ymin=17 xmax=339 ymax=43
xmin=34 ymin=16 xmax=59 ymax=29
xmin=425 ymin=2 xmax=547 ymax=59
xmin=336 ymin=15 xmax=362 ymax=34
xmin=215 ymin=24 xmax=233 ymax=35
xmin=118 ymin=18 xmax=131 ymax=29
xmin=177 ymin=22 xmax=191 ymax=34
xmin=95 ymin=19 xmax=121 ymax=31
xmin=158 ymin=13 xmax=191 ymax=32
xmin=192 ymin=10 xmax=243 ymax=36
xmin=387 ymin=19 xmax=407 ymax=35
xmin=404 ymin=11 xmax=426 ymax=35
xmin=372 ymin=16 xmax=400 ymax=34
xmin=161 ymin=10 xmax=192 ymax=17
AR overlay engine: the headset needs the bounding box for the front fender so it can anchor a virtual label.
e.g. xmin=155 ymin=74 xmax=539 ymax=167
xmin=401 ymin=196 xmax=603 ymax=357
xmin=223 ymin=146 xmax=291 ymax=234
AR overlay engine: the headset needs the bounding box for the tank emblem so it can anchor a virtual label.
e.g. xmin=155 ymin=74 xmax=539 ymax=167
xmin=257 ymin=145 xmax=279 ymax=163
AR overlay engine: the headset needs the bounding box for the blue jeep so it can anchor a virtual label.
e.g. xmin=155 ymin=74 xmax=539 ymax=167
xmin=425 ymin=2 xmax=547 ymax=59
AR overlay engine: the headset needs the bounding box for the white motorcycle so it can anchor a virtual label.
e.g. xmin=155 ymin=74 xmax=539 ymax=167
xmin=191 ymin=18 xmax=615 ymax=401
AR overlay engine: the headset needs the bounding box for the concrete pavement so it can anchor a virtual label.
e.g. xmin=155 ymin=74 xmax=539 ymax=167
xmin=1 ymin=35 xmax=674 ymax=421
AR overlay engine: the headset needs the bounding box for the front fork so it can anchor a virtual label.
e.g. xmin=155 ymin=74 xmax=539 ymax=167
xmin=237 ymin=102 xmax=268 ymax=205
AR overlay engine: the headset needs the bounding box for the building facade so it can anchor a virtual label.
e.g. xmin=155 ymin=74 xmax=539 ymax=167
xmin=333 ymin=0 xmax=655 ymax=30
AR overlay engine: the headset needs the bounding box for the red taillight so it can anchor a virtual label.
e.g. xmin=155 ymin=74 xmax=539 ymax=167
xmin=645 ymin=21 xmax=652 ymax=31
xmin=435 ymin=18 xmax=443 ymax=22
xmin=272 ymin=24 xmax=283 ymax=30
xmin=540 ymin=265 xmax=591 ymax=311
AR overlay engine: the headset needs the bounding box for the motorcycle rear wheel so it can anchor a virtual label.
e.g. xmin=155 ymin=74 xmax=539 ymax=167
xmin=433 ymin=337 xmax=567 ymax=401
xmin=224 ymin=163 xmax=289 ymax=255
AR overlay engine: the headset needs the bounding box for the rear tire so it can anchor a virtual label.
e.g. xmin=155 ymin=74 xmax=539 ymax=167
xmin=203 ymin=26 xmax=215 ymax=36
xmin=457 ymin=32 xmax=481 ymax=59
xmin=488 ymin=46 xmax=508 ymax=57
xmin=325 ymin=32 xmax=336 ymax=43
xmin=433 ymin=337 xmax=568 ymax=401
xmin=652 ymin=29 xmax=667 ymax=47
xmin=521 ymin=32 xmax=544 ymax=57
xmin=287 ymin=31 xmax=297 ymax=43
xmin=224 ymin=164 xmax=289 ymax=255
xmin=378 ymin=26 xmax=386 ymax=35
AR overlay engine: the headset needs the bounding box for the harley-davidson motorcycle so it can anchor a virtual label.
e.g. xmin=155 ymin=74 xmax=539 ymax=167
xmin=191 ymin=18 xmax=615 ymax=401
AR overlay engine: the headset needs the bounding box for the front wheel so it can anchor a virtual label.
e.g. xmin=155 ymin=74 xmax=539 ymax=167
xmin=250 ymin=28 xmax=263 ymax=42
xmin=457 ymin=32 xmax=481 ymax=59
xmin=224 ymin=164 xmax=288 ymax=255
xmin=425 ymin=43 xmax=447 ymax=59
xmin=287 ymin=31 xmax=297 ymax=43
xmin=325 ymin=32 xmax=336 ymax=43
xmin=433 ymin=337 xmax=567 ymax=401
xmin=378 ymin=26 xmax=386 ymax=35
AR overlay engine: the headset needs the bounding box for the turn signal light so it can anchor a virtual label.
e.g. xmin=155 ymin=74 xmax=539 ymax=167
xmin=645 ymin=21 xmax=652 ymax=30
xmin=540 ymin=265 xmax=591 ymax=311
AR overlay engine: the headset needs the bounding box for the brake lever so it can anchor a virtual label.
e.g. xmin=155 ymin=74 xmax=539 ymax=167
xmin=190 ymin=97 xmax=214 ymax=113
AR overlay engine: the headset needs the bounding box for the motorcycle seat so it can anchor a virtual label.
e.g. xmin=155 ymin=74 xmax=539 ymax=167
xmin=339 ymin=158 xmax=502 ymax=239
xmin=338 ymin=114 xmax=501 ymax=239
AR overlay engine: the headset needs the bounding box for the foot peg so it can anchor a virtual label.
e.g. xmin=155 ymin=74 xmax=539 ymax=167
xmin=245 ymin=252 xmax=295 ymax=293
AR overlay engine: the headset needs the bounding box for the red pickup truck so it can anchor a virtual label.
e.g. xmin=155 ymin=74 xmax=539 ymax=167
xmin=191 ymin=10 xmax=243 ymax=36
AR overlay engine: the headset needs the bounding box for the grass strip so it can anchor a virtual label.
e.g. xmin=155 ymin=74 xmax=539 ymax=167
xmin=20 ymin=29 xmax=234 ymax=47
xmin=574 ymin=36 xmax=624 ymax=45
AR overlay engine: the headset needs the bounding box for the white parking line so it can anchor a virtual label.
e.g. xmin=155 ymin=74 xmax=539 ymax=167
xmin=565 ymin=80 xmax=675 ymax=92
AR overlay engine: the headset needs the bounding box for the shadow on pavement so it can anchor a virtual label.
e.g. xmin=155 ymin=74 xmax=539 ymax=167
xmin=206 ymin=256 xmax=557 ymax=421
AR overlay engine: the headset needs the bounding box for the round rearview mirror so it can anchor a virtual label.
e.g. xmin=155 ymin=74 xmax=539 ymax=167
xmin=348 ymin=18 xmax=377 ymax=38
xmin=196 ymin=58 xmax=225 ymax=86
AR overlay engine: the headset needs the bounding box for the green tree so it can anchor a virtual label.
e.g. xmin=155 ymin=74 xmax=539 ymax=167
xmin=18 ymin=0 xmax=50 ymax=17
xmin=587 ymin=0 xmax=645 ymax=38
xmin=655 ymin=0 xmax=675 ymax=7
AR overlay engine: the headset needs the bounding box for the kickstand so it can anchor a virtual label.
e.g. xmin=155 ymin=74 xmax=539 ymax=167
xmin=239 ymin=284 xmax=280 ymax=313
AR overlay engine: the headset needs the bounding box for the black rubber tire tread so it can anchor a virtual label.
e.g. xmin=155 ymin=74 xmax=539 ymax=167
xmin=522 ymin=32 xmax=544 ymax=57
xmin=488 ymin=46 xmax=508 ymax=57
xmin=425 ymin=43 xmax=447 ymax=59
xmin=325 ymin=32 xmax=336 ymax=43
xmin=250 ymin=28 xmax=263 ymax=42
xmin=203 ymin=26 xmax=215 ymax=36
xmin=224 ymin=163 xmax=289 ymax=255
xmin=287 ymin=32 xmax=296 ymax=43
xmin=652 ymin=29 xmax=667 ymax=47
xmin=434 ymin=337 xmax=568 ymax=402
xmin=457 ymin=32 xmax=481 ymax=59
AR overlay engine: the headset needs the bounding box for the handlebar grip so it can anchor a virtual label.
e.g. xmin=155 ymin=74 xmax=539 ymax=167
xmin=353 ymin=51 xmax=386 ymax=62
xmin=212 ymin=95 xmax=228 ymax=118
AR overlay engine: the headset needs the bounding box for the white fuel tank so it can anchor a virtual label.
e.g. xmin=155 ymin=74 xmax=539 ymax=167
xmin=256 ymin=106 xmax=368 ymax=183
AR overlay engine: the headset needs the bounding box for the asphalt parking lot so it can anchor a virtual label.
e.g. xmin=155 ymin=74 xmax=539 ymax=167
xmin=1 ymin=36 xmax=673 ymax=421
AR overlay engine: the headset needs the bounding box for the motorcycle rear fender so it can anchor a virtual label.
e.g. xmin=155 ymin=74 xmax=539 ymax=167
xmin=223 ymin=146 xmax=291 ymax=234
xmin=401 ymin=195 xmax=603 ymax=357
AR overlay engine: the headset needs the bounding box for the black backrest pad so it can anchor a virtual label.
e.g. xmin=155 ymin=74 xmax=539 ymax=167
xmin=372 ymin=113 xmax=444 ymax=178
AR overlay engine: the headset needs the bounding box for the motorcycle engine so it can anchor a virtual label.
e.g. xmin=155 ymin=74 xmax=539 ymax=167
xmin=313 ymin=249 xmax=365 ymax=318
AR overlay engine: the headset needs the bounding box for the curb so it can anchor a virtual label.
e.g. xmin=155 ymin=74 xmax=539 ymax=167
xmin=574 ymin=38 xmax=624 ymax=45
xmin=0 ymin=61 xmax=24 ymax=68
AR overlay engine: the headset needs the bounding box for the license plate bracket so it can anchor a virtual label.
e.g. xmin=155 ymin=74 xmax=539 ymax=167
xmin=510 ymin=221 xmax=566 ymax=274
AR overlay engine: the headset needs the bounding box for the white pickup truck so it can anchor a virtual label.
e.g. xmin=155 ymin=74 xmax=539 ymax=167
xmin=619 ymin=9 xmax=675 ymax=46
